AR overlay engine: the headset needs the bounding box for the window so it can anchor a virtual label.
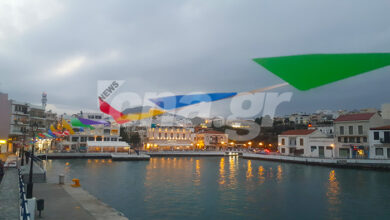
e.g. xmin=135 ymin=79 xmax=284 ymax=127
xmin=96 ymin=136 xmax=102 ymax=141
xmin=358 ymin=126 xmax=363 ymax=135
xmin=344 ymin=137 xmax=348 ymax=143
xmin=340 ymin=126 xmax=344 ymax=135
xmin=374 ymin=132 xmax=379 ymax=140
xmin=311 ymin=146 xmax=317 ymax=152
xmin=363 ymin=137 xmax=367 ymax=142
xmin=349 ymin=137 xmax=354 ymax=143
xmin=104 ymin=137 xmax=110 ymax=141
xmin=349 ymin=126 xmax=353 ymax=135
xmin=376 ymin=148 xmax=384 ymax=156
xmin=72 ymin=137 xmax=79 ymax=142
xmin=104 ymin=129 xmax=110 ymax=135
xmin=326 ymin=146 xmax=332 ymax=150
xmin=338 ymin=137 xmax=341 ymax=142
xmin=183 ymin=134 xmax=185 ymax=139
xmin=88 ymin=137 xmax=95 ymax=141
xmin=299 ymin=138 xmax=304 ymax=146
xmin=356 ymin=137 xmax=361 ymax=143
xmin=281 ymin=138 xmax=285 ymax=145
xmin=80 ymin=137 xmax=87 ymax=142
xmin=111 ymin=138 xmax=117 ymax=141
xmin=281 ymin=148 xmax=285 ymax=153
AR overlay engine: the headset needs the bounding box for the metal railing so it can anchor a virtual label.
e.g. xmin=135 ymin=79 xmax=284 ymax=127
xmin=31 ymin=155 xmax=46 ymax=173
xmin=18 ymin=169 xmax=31 ymax=220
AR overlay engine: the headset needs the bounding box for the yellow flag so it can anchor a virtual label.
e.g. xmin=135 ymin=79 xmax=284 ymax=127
xmin=62 ymin=119 xmax=75 ymax=135
xmin=50 ymin=124 xmax=57 ymax=132
xmin=118 ymin=109 xmax=165 ymax=121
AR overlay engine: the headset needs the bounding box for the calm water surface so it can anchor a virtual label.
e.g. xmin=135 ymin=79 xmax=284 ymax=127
xmin=45 ymin=157 xmax=390 ymax=220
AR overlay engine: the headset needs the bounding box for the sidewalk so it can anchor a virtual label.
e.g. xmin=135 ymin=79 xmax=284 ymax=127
xmin=34 ymin=183 xmax=128 ymax=220
xmin=34 ymin=183 xmax=95 ymax=220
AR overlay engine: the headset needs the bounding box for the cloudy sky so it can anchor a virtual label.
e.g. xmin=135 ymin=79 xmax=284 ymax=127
xmin=1 ymin=0 xmax=390 ymax=117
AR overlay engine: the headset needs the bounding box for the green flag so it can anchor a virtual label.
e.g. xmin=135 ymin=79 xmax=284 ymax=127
xmin=253 ymin=53 xmax=390 ymax=90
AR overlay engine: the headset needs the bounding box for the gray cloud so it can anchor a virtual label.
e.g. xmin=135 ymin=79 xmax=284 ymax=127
xmin=0 ymin=0 xmax=389 ymax=116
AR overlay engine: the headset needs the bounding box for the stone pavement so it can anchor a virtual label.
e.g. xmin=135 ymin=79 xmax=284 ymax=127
xmin=0 ymin=168 xmax=20 ymax=220
xmin=34 ymin=183 xmax=95 ymax=220
xmin=34 ymin=183 xmax=128 ymax=220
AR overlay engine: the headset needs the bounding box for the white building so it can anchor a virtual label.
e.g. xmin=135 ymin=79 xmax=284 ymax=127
xmin=59 ymin=112 xmax=121 ymax=152
xmin=278 ymin=129 xmax=335 ymax=158
xmin=334 ymin=112 xmax=385 ymax=158
xmin=145 ymin=126 xmax=193 ymax=151
xmin=368 ymin=125 xmax=390 ymax=159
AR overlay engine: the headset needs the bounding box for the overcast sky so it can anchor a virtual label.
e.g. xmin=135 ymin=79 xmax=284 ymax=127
xmin=1 ymin=0 xmax=390 ymax=117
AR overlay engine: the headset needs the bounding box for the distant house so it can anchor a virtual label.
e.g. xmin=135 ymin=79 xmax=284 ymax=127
xmin=278 ymin=129 xmax=334 ymax=158
xmin=369 ymin=125 xmax=390 ymax=159
xmin=334 ymin=112 xmax=384 ymax=158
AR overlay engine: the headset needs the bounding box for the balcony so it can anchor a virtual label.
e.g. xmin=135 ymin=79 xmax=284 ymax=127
xmin=380 ymin=138 xmax=390 ymax=144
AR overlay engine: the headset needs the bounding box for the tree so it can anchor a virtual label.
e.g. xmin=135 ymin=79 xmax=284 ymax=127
xmin=129 ymin=132 xmax=141 ymax=147
xmin=120 ymin=127 xmax=130 ymax=143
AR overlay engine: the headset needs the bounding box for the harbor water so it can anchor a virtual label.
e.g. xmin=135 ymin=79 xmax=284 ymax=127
xmin=45 ymin=156 xmax=390 ymax=220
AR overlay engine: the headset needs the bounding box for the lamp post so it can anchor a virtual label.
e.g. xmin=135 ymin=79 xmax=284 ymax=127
xmin=27 ymin=122 xmax=38 ymax=199
xmin=21 ymin=129 xmax=27 ymax=166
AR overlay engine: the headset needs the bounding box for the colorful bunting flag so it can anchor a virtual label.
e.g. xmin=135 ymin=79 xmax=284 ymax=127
xmin=62 ymin=119 xmax=75 ymax=135
xmin=71 ymin=118 xmax=95 ymax=130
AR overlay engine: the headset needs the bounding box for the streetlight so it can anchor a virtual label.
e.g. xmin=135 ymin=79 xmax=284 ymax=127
xmin=21 ymin=128 xmax=28 ymax=166
xmin=27 ymin=122 xmax=38 ymax=199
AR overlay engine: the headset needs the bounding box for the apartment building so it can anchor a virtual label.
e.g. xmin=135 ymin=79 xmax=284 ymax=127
xmin=333 ymin=112 xmax=385 ymax=158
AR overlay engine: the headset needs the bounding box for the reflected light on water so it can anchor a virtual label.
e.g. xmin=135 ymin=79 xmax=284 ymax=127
xmin=194 ymin=159 xmax=201 ymax=186
xmin=327 ymin=170 xmax=341 ymax=213
xmin=246 ymin=160 xmax=253 ymax=179
xmin=219 ymin=158 xmax=225 ymax=185
xmin=258 ymin=166 xmax=265 ymax=184
xmin=276 ymin=165 xmax=283 ymax=183
xmin=229 ymin=156 xmax=238 ymax=186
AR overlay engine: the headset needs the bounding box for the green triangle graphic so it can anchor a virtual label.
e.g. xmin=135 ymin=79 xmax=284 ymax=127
xmin=253 ymin=53 xmax=390 ymax=90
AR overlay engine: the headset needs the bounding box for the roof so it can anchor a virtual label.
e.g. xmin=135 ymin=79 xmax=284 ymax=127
xmin=370 ymin=125 xmax=390 ymax=130
xmin=87 ymin=141 xmax=129 ymax=147
xmin=334 ymin=113 xmax=375 ymax=122
xmin=280 ymin=129 xmax=316 ymax=136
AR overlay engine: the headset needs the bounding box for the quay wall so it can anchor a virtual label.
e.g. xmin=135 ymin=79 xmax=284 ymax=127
xmin=242 ymin=153 xmax=390 ymax=170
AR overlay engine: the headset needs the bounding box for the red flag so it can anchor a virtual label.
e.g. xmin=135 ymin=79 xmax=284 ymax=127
xmin=98 ymin=98 xmax=130 ymax=124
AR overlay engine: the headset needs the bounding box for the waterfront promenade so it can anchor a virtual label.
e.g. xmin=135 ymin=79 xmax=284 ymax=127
xmin=0 ymin=154 xmax=129 ymax=220
xmin=34 ymin=183 xmax=128 ymax=220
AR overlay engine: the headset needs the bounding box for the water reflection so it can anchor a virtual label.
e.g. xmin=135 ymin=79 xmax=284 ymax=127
xmin=246 ymin=160 xmax=253 ymax=179
xmin=229 ymin=156 xmax=238 ymax=187
xmin=258 ymin=166 xmax=265 ymax=184
xmin=327 ymin=170 xmax=341 ymax=213
xmin=194 ymin=159 xmax=201 ymax=186
xmin=276 ymin=165 xmax=283 ymax=183
xmin=219 ymin=158 xmax=225 ymax=185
